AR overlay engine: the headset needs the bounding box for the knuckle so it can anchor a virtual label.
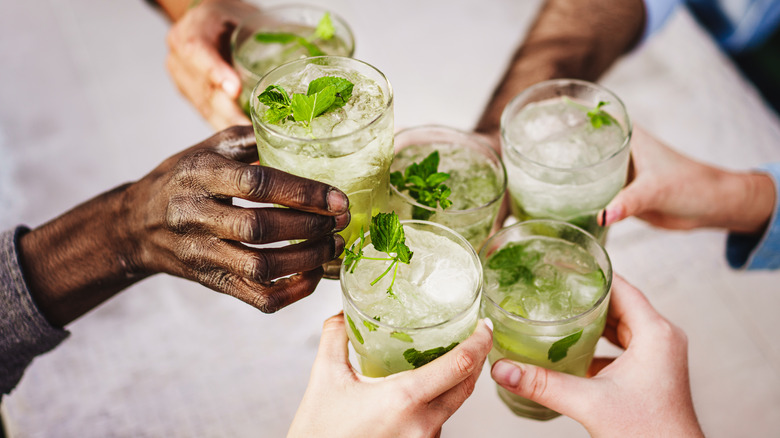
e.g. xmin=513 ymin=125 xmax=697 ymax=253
xmin=165 ymin=196 xmax=195 ymax=233
xmin=244 ymin=253 xmax=271 ymax=283
xmin=521 ymin=366 xmax=549 ymax=400
xmin=237 ymin=166 xmax=272 ymax=199
xmin=237 ymin=210 xmax=266 ymax=242
xmin=452 ymin=350 xmax=477 ymax=377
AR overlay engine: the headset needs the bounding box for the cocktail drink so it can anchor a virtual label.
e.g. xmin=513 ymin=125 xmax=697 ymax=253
xmin=500 ymin=79 xmax=631 ymax=243
xmin=388 ymin=125 xmax=507 ymax=249
xmin=341 ymin=217 xmax=482 ymax=377
xmin=231 ymin=6 xmax=354 ymax=113
xmin=480 ymin=220 xmax=612 ymax=420
xmin=250 ymin=56 xmax=393 ymax=275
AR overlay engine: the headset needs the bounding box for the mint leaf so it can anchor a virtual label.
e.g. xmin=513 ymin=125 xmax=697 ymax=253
xmin=391 ymin=151 xmax=453 ymax=220
xmin=258 ymin=85 xmax=291 ymax=107
xmin=297 ymin=38 xmax=325 ymax=56
xmin=487 ymin=243 xmax=539 ymax=287
xmin=547 ymin=330 xmax=583 ymax=362
xmin=307 ymin=76 xmax=353 ymax=107
xmin=586 ymin=101 xmax=617 ymax=129
xmin=315 ymin=12 xmax=335 ymax=40
xmin=370 ymin=212 xmax=406 ymax=255
xmin=346 ymin=314 xmax=364 ymax=345
xmin=254 ymin=32 xmax=299 ymax=44
xmin=258 ymin=85 xmax=293 ymax=124
xmin=363 ymin=320 xmax=378 ymax=332
xmin=254 ymin=32 xmax=324 ymax=57
xmin=390 ymin=331 xmax=414 ymax=343
xmin=403 ymin=342 xmax=459 ymax=368
xmin=291 ymin=86 xmax=335 ymax=126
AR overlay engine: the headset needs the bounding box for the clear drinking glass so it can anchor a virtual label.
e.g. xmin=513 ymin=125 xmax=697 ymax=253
xmin=388 ymin=125 xmax=507 ymax=249
xmin=231 ymin=5 xmax=355 ymax=114
xmin=500 ymin=79 xmax=632 ymax=243
xmin=341 ymin=220 xmax=482 ymax=377
xmin=479 ymin=220 xmax=612 ymax=420
xmin=250 ymin=56 xmax=393 ymax=276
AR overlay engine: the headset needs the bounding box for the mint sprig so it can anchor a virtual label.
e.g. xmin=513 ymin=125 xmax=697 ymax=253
xmin=257 ymin=76 xmax=354 ymax=128
xmin=253 ymin=12 xmax=335 ymax=57
xmin=390 ymin=151 xmax=453 ymax=221
xmin=587 ymin=101 xmax=617 ymax=129
xmin=343 ymin=212 xmax=414 ymax=297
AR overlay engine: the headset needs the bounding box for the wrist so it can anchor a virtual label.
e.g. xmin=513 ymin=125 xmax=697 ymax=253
xmin=717 ymin=170 xmax=775 ymax=234
xmin=18 ymin=183 xmax=147 ymax=326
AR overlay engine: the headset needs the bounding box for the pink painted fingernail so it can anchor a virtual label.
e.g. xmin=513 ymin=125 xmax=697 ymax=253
xmin=492 ymin=361 xmax=522 ymax=387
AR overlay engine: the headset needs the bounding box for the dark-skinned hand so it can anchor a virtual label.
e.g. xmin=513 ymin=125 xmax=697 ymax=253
xmin=19 ymin=125 xmax=349 ymax=327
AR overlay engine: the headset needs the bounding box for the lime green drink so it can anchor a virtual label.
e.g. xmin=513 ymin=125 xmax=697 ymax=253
xmin=341 ymin=218 xmax=482 ymax=377
xmin=388 ymin=125 xmax=506 ymax=249
xmin=231 ymin=6 xmax=354 ymax=114
xmin=480 ymin=220 xmax=612 ymax=420
xmin=250 ymin=56 xmax=393 ymax=276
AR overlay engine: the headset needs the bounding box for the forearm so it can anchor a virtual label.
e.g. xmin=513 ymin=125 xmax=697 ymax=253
xmin=475 ymin=0 xmax=646 ymax=138
xmin=18 ymin=184 xmax=150 ymax=327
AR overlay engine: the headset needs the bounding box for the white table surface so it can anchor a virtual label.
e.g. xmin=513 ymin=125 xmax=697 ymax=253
xmin=2 ymin=1 xmax=780 ymax=437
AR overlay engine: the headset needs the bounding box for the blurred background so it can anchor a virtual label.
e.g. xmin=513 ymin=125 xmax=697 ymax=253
xmin=1 ymin=0 xmax=779 ymax=436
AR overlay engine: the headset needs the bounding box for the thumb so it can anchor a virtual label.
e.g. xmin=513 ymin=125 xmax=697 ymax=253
xmin=491 ymin=359 xmax=594 ymax=419
xmin=599 ymin=177 xmax=655 ymax=227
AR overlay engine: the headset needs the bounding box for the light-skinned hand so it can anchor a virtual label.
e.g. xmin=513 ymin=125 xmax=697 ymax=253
xmin=599 ymin=126 xmax=775 ymax=234
xmin=288 ymin=314 xmax=493 ymax=438
xmin=165 ymin=0 xmax=255 ymax=130
xmin=491 ymin=275 xmax=705 ymax=437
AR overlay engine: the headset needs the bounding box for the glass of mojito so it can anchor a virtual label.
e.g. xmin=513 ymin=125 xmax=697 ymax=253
xmin=480 ymin=219 xmax=612 ymax=420
xmin=388 ymin=125 xmax=507 ymax=249
xmin=500 ymin=79 xmax=631 ymax=243
xmin=231 ymin=5 xmax=355 ymax=114
xmin=250 ymin=56 xmax=393 ymax=276
xmin=340 ymin=215 xmax=482 ymax=377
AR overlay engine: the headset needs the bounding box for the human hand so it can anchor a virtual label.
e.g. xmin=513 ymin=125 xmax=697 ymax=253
xmin=166 ymin=0 xmax=257 ymax=130
xmin=491 ymin=275 xmax=704 ymax=437
xmin=123 ymin=125 xmax=349 ymax=312
xmin=599 ymin=126 xmax=775 ymax=234
xmin=288 ymin=314 xmax=493 ymax=438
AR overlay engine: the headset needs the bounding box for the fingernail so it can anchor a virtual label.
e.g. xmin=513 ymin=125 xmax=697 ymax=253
xmin=604 ymin=205 xmax=624 ymax=227
xmin=222 ymin=79 xmax=239 ymax=98
xmin=327 ymin=189 xmax=349 ymax=213
xmin=333 ymin=234 xmax=345 ymax=258
xmin=482 ymin=318 xmax=494 ymax=332
xmin=333 ymin=211 xmax=351 ymax=232
xmin=492 ymin=361 xmax=522 ymax=387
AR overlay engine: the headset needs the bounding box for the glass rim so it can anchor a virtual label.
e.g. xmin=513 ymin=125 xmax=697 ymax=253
xmin=479 ymin=219 xmax=613 ymax=326
xmin=250 ymin=56 xmax=394 ymax=145
xmin=340 ymin=219 xmax=483 ymax=332
xmin=389 ymin=125 xmax=508 ymax=215
xmin=230 ymin=4 xmax=356 ymax=82
xmin=500 ymin=78 xmax=633 ymax=172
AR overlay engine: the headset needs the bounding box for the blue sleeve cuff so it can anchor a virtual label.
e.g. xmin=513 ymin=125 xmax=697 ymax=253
xmin=641 ymin=0 xmax=683 ymax=43
xmin=726 ymin=163 xmax=780 ymax=270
